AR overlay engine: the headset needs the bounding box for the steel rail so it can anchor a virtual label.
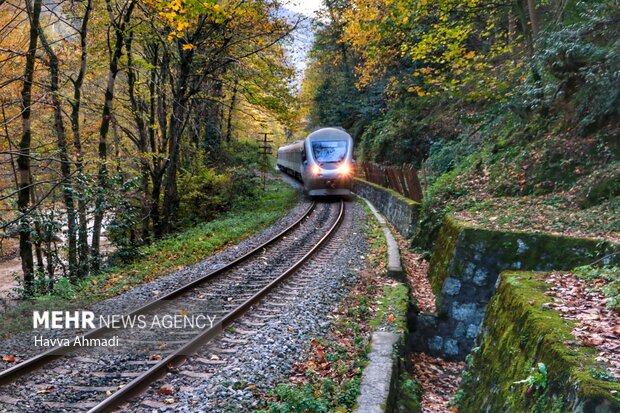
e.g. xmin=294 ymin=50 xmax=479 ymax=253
xmin=0 ymin=201 xmax=316 ymax=386
xmin=87 ymin=200 xmax=345 ymax=413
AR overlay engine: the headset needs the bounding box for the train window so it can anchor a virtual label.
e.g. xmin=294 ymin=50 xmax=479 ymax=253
xmin=312 ymin=141 xmax=347 ymax=163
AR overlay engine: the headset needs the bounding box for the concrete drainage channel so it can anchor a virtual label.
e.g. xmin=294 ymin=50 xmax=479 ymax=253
xmin=354 ymin=195 xmax=404 ymax=413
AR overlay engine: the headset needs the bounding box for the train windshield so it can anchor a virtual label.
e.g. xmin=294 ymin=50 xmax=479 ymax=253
xmin=311 ymin=140 xmax=347 ymax=163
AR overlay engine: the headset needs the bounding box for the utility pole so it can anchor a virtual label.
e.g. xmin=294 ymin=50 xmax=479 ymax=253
xmin=256 ymin=132 xmax=273 ymax=190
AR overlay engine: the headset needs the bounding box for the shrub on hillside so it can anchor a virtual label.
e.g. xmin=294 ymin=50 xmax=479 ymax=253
xmin=521 ymin=2 xmax=620 ymax=131
xmin=178 ymin=167 xmax=233 ymax=225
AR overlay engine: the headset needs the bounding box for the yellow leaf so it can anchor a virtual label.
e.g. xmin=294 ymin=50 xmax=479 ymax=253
xmin=182 ymin=43 xmax=195 ymax=51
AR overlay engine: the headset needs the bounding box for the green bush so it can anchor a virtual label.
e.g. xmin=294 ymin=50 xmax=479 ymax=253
xmin=178 ymin=167 xmax=233 ymax=225
xmin=577 ymin=163 xmax=620 ymax=207
xmin=104 ymin=175 xmax=143 ymax=264
xmin=523 ymin=2 xmax=620 ymax=131
xmin=357 ymin=96 xmax=461 ymax=166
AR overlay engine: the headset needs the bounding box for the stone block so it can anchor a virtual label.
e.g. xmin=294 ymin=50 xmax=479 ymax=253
xmin=473 ymin=269 xmax=488 ymax=286
xmin=429 ymin=336 xmax=443 ymax=352
xmin=442 ymin=277 xmax=461 ymax=296
xmin=444 ymin=339 xmax=460 ymax=356
xmin=451 ymin=302 xmax=478 ymax=322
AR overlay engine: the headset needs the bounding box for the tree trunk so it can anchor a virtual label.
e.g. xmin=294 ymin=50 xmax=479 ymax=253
xmin=38 ymin=27 xmax=78 ymax=280
xmin=515 ymin=0 xmax=534 ymax=56
xmin=161 ymin=52 xmax=192 ymax=234
xmin=508 ymin=10 xmax=515 ymax=43
xmin=152 ymin=47 xmax=169 ymax=237
xmin=527 ymin=0 xmax=540 ymax=38
xmin=225 ymin=78 xmax=238 ymax=143
xmin=17 ymin=0 xmax=43 ymax=296
xmin=91 ymin=0 xmax=136 ymax=271
xmin=69 ymin=0 xmax=92 ymax=279
xmin=151 ymin=174 xmax=163 ymax=237
xmin=125 ymin=33 xmax=152 ymax=242
xmin=28 ymin=171 xmax=44 ymax=280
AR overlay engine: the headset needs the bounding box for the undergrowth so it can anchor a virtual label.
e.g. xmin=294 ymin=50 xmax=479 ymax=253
xmin=0 ymin=180 xmax=297 ymax=339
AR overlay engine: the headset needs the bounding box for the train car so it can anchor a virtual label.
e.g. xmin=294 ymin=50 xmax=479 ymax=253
xmin=277 ymin=127 xmax=354 ymax=196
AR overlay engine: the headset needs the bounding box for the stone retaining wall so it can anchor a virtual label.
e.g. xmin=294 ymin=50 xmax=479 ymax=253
xmin=458 ymin=271 xmax=620 ymax=412
xmin=412 ymin=216 xmax=620 ymax=360
xmin=352 ymin=178 xmax=420 ymax=238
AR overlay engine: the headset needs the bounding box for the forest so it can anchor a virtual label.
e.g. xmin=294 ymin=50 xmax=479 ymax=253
xmin=0 ymin=0 xmax=300 ymax=297
xmin=0 ymin=0 xmax=618 ymax=411
xmin=0 ymin=0 xmax=618 ymax=302
xmin=303 ymin=0 xmax=618 ymax=251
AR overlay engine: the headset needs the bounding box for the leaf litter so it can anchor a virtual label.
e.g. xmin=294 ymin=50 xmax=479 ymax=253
xmin=543 ymin=271 xmax=619 ymax=381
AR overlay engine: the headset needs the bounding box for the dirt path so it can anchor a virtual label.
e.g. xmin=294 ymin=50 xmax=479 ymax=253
xmin=0 ymin=257 xmax=20 ymax=298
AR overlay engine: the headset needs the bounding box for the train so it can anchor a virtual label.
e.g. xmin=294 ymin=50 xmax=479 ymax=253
xmin=277 ymin=127 xmax=354 ymax=196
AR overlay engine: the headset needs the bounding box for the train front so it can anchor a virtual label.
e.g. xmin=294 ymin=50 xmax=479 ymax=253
xmin=303 ymin=128 xmax=354 ymax=196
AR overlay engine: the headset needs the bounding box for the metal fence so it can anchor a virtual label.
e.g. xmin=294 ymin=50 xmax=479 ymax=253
xmin=359 ymin=161 xmax=423 ymax=202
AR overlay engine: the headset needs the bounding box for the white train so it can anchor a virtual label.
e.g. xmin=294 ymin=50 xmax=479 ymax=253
xmin=277 ymin=127 xmax=354 ymax=196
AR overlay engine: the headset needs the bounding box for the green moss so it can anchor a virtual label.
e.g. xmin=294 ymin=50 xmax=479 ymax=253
xmin=370 ymin=283 xmax=410 ymax=332
xmin=427 ymin=215 xmax=619 ymax=303
xmin=458 ymin=271 xmax=620 ymax=412
xmin=354 ymin=178 xmax=421 ymax=209
xmin=465 ymin=226 xmax=619 ymax=270
xmin=393 ymin=371 xmax=423 ymax=413
xmin=360 ymin=198 xmax=389 ymax=272
xmin=427 ymin=216 xmax=469 ymax=297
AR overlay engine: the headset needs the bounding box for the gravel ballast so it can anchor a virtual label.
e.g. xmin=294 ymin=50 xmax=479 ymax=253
xmin=0 ymin=191 xmax=372 ymax=413
xmin=127 ymin=199 xmax=368 ymax=412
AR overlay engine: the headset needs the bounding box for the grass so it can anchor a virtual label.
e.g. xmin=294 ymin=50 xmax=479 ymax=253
xmin=369 ymin=283 xmax=409 ymax=332
xmin=79 ymin=180 xmax=298 ymax=300
xmin=0 ymin=180 xmax=298 ymax=339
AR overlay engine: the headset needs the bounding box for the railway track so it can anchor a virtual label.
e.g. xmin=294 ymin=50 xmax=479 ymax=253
xmin=0 ymin=200 xmax=345 ymax=413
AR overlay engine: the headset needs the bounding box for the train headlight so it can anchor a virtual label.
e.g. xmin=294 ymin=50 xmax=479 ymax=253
xmin=337 ymin=163 xmax=351 ymax=175
xmin=311 ymin=165 xmax=321 ymax=175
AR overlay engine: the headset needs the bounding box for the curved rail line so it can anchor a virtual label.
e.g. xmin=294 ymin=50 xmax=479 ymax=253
xmin=88 ymin=199 xmax=344 ymax=413
xmin=0 ymin=201 xmax=317 ymax=386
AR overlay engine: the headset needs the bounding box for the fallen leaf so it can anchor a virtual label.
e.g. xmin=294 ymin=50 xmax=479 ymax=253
xmin=163 ymin=398 xmax=175 ymax=404
xmin=158 ymin=386 xmax=174 ymax=396
xmin=2 ymin=355 xmax=16 ymax=363
xmin=36 ymin=386 xmax=55 ymax=394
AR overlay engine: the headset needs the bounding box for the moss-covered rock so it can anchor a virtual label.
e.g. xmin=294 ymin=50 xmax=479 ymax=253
xmin=417 ymin=215 xmax=619 ymax=359
xmin=458 ymin=271 xmax=620 ymax=412
xmin=429 ymin=216 xmax=620 ymax=299
xmin=427 ymin=216 xmax=468 ymax=298
xmin=353 ymin=178 xmax=421 ymax=238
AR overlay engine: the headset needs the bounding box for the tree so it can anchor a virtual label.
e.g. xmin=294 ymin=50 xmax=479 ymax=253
xmin=91 ymin=0 xmax=137 ymax=271
xmin=17 ymin=0 xmax=42 ymax=295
